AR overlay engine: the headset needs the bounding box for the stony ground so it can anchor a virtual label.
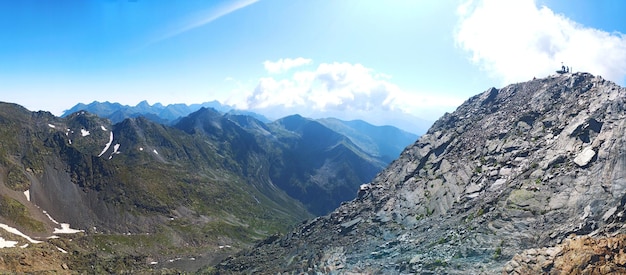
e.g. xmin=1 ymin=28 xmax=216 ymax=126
xmin=506 ymin=234 xmax=626 ymax=274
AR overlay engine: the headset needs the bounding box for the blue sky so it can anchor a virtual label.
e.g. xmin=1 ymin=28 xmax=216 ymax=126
xmin=1 ymin=0 xmax=625 ymax=133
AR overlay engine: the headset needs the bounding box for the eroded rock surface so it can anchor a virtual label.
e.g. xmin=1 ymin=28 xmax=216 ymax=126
xmin=506 ymin=234 xmax=626 ymax=275
xmin=216 ymin=73 xmax=626 ymax=274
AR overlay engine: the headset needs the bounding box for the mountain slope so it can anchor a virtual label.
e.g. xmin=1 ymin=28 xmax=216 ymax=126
xmin=266 ymin=115 xmax=387 ymax=215
xmin=175 ymin=111 xmax=387 ymax=216
xmin=0 ymin=105 xmax=311 ymax=273
xmin=215 ymin=72 xmax=626 ymax=274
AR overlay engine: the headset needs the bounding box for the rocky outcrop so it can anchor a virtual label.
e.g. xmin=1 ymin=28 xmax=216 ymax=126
xmin=216 ymin=72 xmax=626 ymax=274
xmin=505 ymin=234 xmax=626 ymax=274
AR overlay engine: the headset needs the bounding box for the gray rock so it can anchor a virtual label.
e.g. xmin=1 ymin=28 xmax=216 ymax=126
xmin=574 ymin=146 xmax=596 ymax=167
xmin=217 ymin=73 xmax=626 ymax=275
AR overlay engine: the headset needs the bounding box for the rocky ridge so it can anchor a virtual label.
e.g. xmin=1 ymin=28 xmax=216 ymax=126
xmin=216 ymin=72 xmax=626 ymax=274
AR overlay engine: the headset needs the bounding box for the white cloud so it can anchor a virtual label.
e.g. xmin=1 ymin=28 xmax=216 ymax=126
xmin=263 ymin=58 xmax=313 ymax=74
xmin=455 ymin=0 xmax=626 ymax=85
xmin=230 ymin=61 xmax=461 ymax=129
xmin=248 ymin=62 xmax=397 ymax=112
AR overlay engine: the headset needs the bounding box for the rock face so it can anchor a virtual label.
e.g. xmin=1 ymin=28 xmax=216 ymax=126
xmin=216 ymin=72 xmax=626 ymax=274
xmin=505 ymin=235 xmax=626 ymax=274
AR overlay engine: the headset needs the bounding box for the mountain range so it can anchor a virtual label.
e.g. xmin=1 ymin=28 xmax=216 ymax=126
xmin=62 ymin=100 xmax=430 ymax=135
xmin=62 ymin=100 xmax=237 ymax=125
xmin=4 ymin=72 xmax=623 ymax=274
xmin=0 ymin=100 xmax=416 ymax=273
xmin=62 ymin=100 xmax=417 ymax=170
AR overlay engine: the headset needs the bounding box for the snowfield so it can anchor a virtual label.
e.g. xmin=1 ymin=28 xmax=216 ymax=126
xmin=53 ymin=223 xmax=83 ymax=234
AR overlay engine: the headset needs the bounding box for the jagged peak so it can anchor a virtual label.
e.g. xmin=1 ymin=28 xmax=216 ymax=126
xmin=429 ymin=73 xmax=618 ymax=134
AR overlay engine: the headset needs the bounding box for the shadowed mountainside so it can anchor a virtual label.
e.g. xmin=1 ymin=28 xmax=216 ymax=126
xmin=174 ymin=111 xmax=389 ymax=216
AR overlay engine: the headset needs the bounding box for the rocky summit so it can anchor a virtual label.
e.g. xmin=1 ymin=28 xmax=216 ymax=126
xmin=215 ymin=72 xmax=626 ymax=274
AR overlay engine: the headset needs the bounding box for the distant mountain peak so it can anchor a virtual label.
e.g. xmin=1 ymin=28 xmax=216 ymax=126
xmin=137 ymin=100 xmax=151 ymax=107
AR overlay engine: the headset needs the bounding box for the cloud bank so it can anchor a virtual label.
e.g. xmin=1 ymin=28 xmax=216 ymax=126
xmin=455 ymin=0 xmax=626 ymax=85
xmin=225 ymin=58 xmax=462 ymax=133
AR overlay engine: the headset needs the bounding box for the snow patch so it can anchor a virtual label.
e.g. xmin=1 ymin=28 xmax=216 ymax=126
xmin=97 ymin=131 xmax=114 ymax=157
xmin=139 ymin=147 xmax=144 ymax=151
xmin=150 ymin=261 xmax=158 ymax=265
xmin=68 ymin=139 xmax=72 ymax=145
xmin=53 ymin=223 xmax=84 ymax=234
xmin=0 ymin=237 xmax=18 ymax=248
xmin=20 ymin=243 xmax=29 ymax=248
xmin=0 ymin=223 xmax=42 ymax=244
xmin=81 ymin=129 xmax=90 ymax=136
xmin=101 ymin=125 xmax=107 ymax=131
xmin=109 ymin=144 xmax=121 ymax=159
xmin=43 ymin=210 xmax=59 ymax=225
xmin=56 ymin=247 xmax=68 ymax=253
xmin=48 ymin=124 xmax=56 ymax=128
xmin=153 ymin=149 xmax=159 ymax=155
xmin=42 ymin=211 xmax=83 ymax=234
xmin=23 ymin=190 xmax=30 ymax=202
